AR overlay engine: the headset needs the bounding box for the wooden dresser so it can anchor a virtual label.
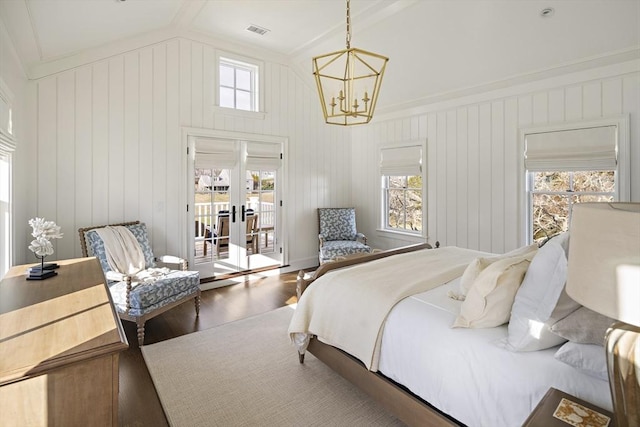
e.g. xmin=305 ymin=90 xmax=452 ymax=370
xmin=0 ymin=257 xmax=128 ymax=426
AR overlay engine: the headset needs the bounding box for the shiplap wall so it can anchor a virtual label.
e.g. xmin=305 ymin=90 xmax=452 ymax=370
xmin=352 ymin=63 xmax=640 ymax=253
xmin=20 ymin=37 xmax=640 ymax=267
xmin=25 ymin=37 xmax=352 ymax=267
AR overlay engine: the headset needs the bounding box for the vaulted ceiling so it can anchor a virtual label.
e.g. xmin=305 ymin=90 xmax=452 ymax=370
xmin=1 ymin=0 xmax=638 ymax=113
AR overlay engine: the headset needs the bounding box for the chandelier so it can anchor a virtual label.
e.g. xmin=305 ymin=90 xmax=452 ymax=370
xmin=312 ymin=0 xmax=389 ymax=126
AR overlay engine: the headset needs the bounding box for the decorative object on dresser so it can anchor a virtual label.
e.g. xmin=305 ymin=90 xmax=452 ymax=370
xmin=26 ymin=217 xmax=63 ymax=280
xmin=78 ymin=221 xmax=201 ymax=346
xmin=0 ymin=257 xmax=128 ymax=426
xmin=565 ymin=202 xmax=640 ymax=427
xmin=317 ymin=207 xmax=371 ymax=264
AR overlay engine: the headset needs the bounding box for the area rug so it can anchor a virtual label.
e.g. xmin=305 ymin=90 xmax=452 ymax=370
xmin=141 ymin=306 xmax=404 ymax=426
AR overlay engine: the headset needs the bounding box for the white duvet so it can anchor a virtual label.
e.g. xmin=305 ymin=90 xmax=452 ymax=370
xmin=289 ymin=247 xmax=489 ymax=370
xmin=378 ymin=278 xmax=612 ymax=427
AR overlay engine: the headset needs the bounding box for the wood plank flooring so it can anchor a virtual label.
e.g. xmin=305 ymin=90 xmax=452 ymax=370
xmin=118 ymin=270 xmax=302 ymax=427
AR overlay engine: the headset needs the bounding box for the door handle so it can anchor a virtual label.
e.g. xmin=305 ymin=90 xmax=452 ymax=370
xmin=241 ymin=205 xmax=246 ymax=222
xmin=231 ymin=205 xmax=237 ymax=223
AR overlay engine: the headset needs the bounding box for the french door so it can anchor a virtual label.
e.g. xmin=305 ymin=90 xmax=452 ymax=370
xmin=189 ymin=134 xmax=284 ymax=280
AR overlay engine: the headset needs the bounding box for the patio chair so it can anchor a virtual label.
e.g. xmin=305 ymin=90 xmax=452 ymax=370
xmin=195 ymin=220 xmax=213 ymax=256
xmin=79 ymin=221 xmax=201 ymax=346
xmin=215 ymin=210 xmax=259 ymax=255
xmin=318 ymin=207 xmax=371 ymax=264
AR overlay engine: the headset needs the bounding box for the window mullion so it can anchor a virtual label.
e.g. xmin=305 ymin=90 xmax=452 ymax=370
xmin=233 ymin=68 xmax=238 ymax=109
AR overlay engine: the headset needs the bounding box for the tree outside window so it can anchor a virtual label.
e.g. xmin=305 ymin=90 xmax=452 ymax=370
xmin=529 ymin=170 xmax=615 ymax=242
xmin=383 ymin=175 xmax=422 ymax=233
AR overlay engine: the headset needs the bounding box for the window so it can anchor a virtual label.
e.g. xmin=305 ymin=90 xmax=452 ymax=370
xmin=0 ymin=79 xmax=15 ymax=278
xmin=380 ymin=144 xmax=424 ymax=235
xmin=382 ymin=175 xmax=423 ymax=233
xmin=523 ymin=120 xmax=628 ymax=244
xmin=219 ymin=57 xmax=259 ymax=112
xmin=528 ymin=170 xmax=615 ymax=242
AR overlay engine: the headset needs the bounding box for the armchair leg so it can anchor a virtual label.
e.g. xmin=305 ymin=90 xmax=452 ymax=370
xmin=194 ymin=295 xmax=201 ymax=317
xmin=137 ymin=320 xmax=145 ymax=346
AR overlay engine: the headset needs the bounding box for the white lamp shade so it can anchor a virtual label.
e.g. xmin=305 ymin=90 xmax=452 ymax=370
xmin=566 ymin=202 xmax=640 ymax=327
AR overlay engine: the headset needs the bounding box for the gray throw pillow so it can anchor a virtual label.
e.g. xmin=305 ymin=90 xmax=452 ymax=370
xmin=550 ymin=306 xmax=615 ymax=346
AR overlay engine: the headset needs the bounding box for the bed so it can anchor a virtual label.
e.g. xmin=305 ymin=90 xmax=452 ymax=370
xmin=289 ymin=239 xmax=612 ymax=426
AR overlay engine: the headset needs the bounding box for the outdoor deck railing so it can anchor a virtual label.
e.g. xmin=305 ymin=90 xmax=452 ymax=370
xmin=194 ymin=202 xmax=275 ymax=238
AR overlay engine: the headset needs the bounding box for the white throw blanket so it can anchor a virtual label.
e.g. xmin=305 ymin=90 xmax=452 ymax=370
xmin=95 ymin=226 xmax=146 ymax=274
xmin=288 ymin=246 xmax=492 ymax=371
xmin=95 ymin=226 xmax=170 ymax=284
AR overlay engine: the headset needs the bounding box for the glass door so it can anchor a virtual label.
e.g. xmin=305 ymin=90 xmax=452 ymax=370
xmin=192 ymin=138 xmax=282 ymax=280
xmin=244 ymin=169 xmax=280 ymax=270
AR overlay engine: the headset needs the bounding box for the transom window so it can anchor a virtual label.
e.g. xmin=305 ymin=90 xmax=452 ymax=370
xmin=219 ymin=57 xmax=259 ymax=112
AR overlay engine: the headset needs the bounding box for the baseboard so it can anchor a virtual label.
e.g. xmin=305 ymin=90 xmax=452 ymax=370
xmin=198 ymin=258 xmax=319 ymax=291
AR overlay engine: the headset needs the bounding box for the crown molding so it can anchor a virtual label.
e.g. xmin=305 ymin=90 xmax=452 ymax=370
xmin=375 ymin=47 xmax=640 ymax=121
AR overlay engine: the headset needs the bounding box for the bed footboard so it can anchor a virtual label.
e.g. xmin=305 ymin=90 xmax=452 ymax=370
xmin=294 ymin=242 xmax=457 ymax=426
xmin=296 ymin=242 xmax=433 ymax=299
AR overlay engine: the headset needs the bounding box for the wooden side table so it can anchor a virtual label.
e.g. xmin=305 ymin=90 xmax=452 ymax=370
xmin=523 ymin=388 xmax=614 ymax=427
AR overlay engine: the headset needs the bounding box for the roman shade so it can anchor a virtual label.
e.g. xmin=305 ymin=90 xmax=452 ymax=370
xmin=380 ymin=145 xmax=422 ymax=176
xmin=524 ymin=125 xmax=617 ymax=171
xmin=246 ymin=142 xmax=281 ymax=170
xmin=195 ymin=138 xmax=238 ymax=169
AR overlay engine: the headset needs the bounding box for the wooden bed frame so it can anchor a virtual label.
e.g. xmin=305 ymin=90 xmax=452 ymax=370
xmin=296 ymin=242 xmax=462 ymax=427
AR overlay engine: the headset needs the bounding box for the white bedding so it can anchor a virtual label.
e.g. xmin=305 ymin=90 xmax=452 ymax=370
xmin=289 ymin=247 xmax=490 ymax=370
xmin=377 ymin=278 xmax=612 ymax=427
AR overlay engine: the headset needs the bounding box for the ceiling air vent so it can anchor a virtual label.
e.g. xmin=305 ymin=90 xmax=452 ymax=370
xmin=246 ymin=25 xmax=270 ymax=36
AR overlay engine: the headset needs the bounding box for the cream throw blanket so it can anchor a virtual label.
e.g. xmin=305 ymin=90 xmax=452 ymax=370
xmin=95 ymin=226 xmax=146 ymax=275
xmin=288 ymin=246 xmax=492 ymax=371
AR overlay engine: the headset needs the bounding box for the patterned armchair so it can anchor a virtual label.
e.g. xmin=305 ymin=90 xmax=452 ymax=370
xmin=79 ymin=221 xmax=201 ymax=346
xmin=318 ymin=208 xmax=371 ymax=264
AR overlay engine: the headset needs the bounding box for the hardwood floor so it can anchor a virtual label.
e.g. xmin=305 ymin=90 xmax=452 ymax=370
xmin=118 ymin=270 xmax=302 ymax=427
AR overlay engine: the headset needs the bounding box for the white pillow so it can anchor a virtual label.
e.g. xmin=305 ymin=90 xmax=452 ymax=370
xmin=453 ymin=252 xmax=536 ymax=328
xmin=554 ymin=341 xmax=608 ymax=381
xmin=459 ymin=244 xmax=538 ymax=296
xmin=502 ymin=237 xmax=580 ymax=351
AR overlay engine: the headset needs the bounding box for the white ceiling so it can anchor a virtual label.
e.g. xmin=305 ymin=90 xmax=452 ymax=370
xmin=1 ymin=0 xmax=638 ymax=112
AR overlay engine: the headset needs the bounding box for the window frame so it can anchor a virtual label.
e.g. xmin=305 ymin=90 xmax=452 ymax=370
xmin=0 ymin=77 xmax=15 ymax=279
xmin=377 ymin=140 xmax=427 ymax=240
xmin=520 ymin=116 xmax=630 ymax=245
xmin=215 ymin=52 xmax=265 ymax=118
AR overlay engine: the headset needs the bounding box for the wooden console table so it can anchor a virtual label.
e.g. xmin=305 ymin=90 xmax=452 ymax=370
xmin=0 ymin=257 xmax=128 ymax=426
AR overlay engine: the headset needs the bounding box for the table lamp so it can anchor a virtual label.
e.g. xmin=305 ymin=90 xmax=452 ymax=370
xmin=566 ymin=202 xmax=640 ymax=427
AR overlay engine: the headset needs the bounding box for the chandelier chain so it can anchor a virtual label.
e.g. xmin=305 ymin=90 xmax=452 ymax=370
xmin=345 ymin=0 xmax=351 ymax=49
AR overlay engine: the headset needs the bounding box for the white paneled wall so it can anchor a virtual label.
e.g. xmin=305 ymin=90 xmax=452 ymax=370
xmin=20 ymin=36 xmax=640 ymax=267
xmin=25 ymin=38 xmax=352 ymax=267
xmin=352 ymin=63 xmax=640 ymax=253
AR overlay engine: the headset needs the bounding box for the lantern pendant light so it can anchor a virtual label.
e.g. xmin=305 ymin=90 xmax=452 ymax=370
xmin=312 ymin=0 xmax=389 ymax=125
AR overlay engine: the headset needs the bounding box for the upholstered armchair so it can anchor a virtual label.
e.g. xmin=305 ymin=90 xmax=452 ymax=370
xmin=318 ymin=208 xmax=371 ymax=264
xmin=79 ymin=221 xmax=201 ymax=346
